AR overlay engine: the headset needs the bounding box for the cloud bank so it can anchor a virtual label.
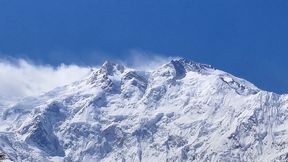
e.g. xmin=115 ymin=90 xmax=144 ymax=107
xmin=0 ymin=59 xmax=91 ymax=99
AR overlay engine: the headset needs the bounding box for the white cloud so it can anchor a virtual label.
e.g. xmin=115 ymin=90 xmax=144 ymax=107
xmin=0 ymin=59 xmax=91 ymax=99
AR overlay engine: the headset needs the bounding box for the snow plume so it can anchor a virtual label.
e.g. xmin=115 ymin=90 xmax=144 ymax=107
xmin=122 ymin=50 xmax=180 ymax=71
xmin=0 ymin=59 xmax=91 ymax=99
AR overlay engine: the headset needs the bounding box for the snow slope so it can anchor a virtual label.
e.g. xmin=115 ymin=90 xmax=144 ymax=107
xmin=1 ymin=59 xmax=288 ymax=162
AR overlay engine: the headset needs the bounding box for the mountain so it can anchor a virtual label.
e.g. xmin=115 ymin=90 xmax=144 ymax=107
xmin=1 ymin=59 xmax=288 ymax=162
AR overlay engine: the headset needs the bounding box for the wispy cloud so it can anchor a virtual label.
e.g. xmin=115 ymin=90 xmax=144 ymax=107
xmin=0 ymin=59 xmax=91 ymax=98
xmin=121 ymin=49 xmax=179 ymax=71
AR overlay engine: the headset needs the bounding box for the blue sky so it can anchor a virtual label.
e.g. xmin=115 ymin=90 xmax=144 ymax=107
xmin=0 ymin=0 xmax=288 ymax=93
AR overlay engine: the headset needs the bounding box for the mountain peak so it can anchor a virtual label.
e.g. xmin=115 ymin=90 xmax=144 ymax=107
xmin=99 ymin=61 xmax=125 ymax=76
xmin=159 ymin=58 xmax=215 ymax=79
xmin=172 ymin=58 xmax=214 ymax=71
xmin=2 ymin=58 xmax=286 ymax=162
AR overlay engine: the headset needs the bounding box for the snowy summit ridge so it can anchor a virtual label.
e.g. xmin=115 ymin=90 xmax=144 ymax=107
xmin=1 ymin=58 xmax=288 ymax=162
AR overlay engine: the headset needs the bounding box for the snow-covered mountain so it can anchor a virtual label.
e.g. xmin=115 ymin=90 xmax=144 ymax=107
xmin=1 ymin=59 xmax=288 ymax=162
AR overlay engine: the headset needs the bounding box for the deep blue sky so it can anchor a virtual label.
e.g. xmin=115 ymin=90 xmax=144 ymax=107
xmin=0 ymin=0 xmax=288 ymax=93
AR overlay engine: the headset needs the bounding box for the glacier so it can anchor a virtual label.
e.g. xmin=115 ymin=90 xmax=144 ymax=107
xmin=1 ymin=59 xmax=288 ymax=162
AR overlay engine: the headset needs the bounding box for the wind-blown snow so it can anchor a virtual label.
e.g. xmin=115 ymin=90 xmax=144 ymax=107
xmin=0 ymin=59 xmax=288 ymax=162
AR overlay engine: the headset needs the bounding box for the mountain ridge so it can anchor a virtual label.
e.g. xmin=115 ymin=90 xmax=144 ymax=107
xmin=0 ymin=58 xmax=288 ymax=162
